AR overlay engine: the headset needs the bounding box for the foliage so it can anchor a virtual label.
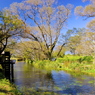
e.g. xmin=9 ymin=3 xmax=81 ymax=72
xmin=74 ymin=0 xmax=95 ymax=58
xmin=66 ymin=28 xmax=86 ymax=55
xmin=0 ymin=10 xmax=24 ymax=54
xmin=11 ymin=41 xmax=48 ymax=60
xmin=32 ymin=55 xmax=95 ymax=75
xmin=78 ymin=56 xmax=93 ymax=63
xmin=75 ymin=0 xmax=95 ymax=18
xmin=65 ymin=27 xmax=95 ymax=58
xmin=0 ymin=71 xmax=21 ymax=95
xmin=75 ymin=31 xmax=95 ymax=57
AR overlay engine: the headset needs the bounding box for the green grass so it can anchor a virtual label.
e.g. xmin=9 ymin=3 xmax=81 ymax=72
xmin=0 ymin=65 xmax=21 ymax=95
xmin=32 ymin=55 xmax=95 ymax=76
xmin=0 ymin=78 xmax=21 ymax=95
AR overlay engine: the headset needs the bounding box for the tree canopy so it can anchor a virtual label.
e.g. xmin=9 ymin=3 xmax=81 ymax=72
xmin=75 ymin=0 xmax=95 ymax=31
xmin=74 ymin=0 xmax=95 ymax=57
xmin=0 ymin=10 xmax=24 ymax=54
xmin=7 ymin=0 xmax=72 ymax=60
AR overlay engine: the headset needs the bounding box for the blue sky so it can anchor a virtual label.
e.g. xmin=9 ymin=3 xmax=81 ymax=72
xmin=0 ymin=0 xmax=92 ymax=31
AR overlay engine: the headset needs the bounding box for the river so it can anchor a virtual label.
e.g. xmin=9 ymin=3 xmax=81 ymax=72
xmin=14 ymin=62 xmax=95 ymax=95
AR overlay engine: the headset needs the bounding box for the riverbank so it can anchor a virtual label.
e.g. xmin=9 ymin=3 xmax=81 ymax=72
xmin=32 ymin=55 xmax=95 ymax=76
xmin=0 ymin=65 xmax=21 ymax=95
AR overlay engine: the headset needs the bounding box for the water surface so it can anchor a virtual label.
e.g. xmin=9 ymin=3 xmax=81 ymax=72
xmin=14 ymin=62 xmax=95 ymax=95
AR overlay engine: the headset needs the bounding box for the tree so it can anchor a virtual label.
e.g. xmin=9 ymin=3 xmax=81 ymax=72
xmin=0 ymin=10 xmax=24 ymax=54
xmin=66 ymin=28 xmax=95 ymax=56
xmin=12 ymin=41 xmax=48 ymax=60
xmin=8 ymin=0 xmax=72 ymax=60
xmin=75 ymin=0 xmax=95 ymax=17
xmin=75 ymin=0 xmax=95 ymax=31
xmin=75 ymin=31 xmax=95 ymax=56
xmin=54 ymin=45 xmax=66 ymax=57
xmin=75 ymin=0 xmax=95 ymax=62
xmin=66 ymin=28 xmax=85 ymax=55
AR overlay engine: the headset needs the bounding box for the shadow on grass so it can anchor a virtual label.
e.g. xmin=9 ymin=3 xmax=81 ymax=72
xmin=0 ymin=70 xmax=5 ymax=80
xmin=0 ymin=89 xmax=8 ymax=93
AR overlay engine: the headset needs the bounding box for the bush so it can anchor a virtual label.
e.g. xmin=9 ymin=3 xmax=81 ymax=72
xmin=32 ymin=55 xmax=95 ymax=74
xmin=78 ymin=56 xmax=93 ymax=63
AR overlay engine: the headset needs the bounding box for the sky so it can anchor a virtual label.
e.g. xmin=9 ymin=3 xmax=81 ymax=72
xmin=0 ymin=0 xmax=92 ymax=31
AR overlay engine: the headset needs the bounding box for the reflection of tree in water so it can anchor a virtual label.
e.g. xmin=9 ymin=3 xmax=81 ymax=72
xmin=14 ymin=62 xmax=55 ymax=91
xmin=45 ymin=72 xmax=52 ymax=79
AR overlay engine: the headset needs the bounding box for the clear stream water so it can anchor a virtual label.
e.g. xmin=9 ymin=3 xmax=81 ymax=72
xmin=14 ymin=62 xmax=95 ymax=95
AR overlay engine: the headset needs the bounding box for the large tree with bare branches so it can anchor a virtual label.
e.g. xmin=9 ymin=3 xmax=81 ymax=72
xmin=8 ymin=0 xmax=72 ymax=60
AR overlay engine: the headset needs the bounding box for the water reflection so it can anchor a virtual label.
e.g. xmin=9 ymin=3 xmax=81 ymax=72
xmin=52 ymin=71 xmax=95 ymax=94
xmin=14 ymin=62 xmax=95 ymax=95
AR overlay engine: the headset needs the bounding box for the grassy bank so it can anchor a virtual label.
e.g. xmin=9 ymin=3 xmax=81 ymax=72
xmin=0 ymin=65 xmax=21 ymax=95
xmin=32 ymin=55 xmax=95 ymax=76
